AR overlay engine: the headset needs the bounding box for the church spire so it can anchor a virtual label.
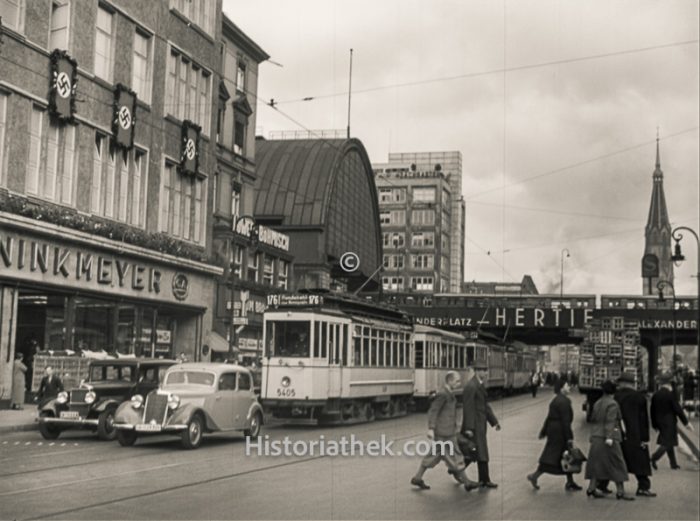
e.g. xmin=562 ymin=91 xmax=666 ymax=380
xmin=646 ymin=132 xmax=669 ymax=230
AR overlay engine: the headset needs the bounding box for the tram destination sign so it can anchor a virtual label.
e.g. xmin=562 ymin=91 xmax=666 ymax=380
xmin=267 ymin=294 xmax=324 ymax=308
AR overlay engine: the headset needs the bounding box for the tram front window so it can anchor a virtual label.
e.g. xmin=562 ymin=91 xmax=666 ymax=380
xmin=267 ymin=321 xmax=311 ymax=357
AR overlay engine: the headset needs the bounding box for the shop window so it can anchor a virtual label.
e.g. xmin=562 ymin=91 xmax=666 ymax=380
xmin=263 ymin=256 xmax=274 ymax=285
xmin=74 ymin=297 xmax=114 ymax=352
xmin=160 ymin=161 xmax=206 ymax=244
xmin=277 ymin=260 xmax=288 ymax=289
xmin=26 ymin=106 xmax=77 ymax=206
xmin=247 ymin=251 xmax=259 ymax=282
xmin=49 ymin=0 xmax=70 ymax=51
xmin=0 ymin=0 xmax=24 ymax=33
xmin=94 ymin=5 xmax=114 ymax=82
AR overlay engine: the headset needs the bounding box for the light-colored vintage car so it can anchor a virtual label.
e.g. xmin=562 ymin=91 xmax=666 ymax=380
xmin=113 ymin=363 xmax=264 ymax=449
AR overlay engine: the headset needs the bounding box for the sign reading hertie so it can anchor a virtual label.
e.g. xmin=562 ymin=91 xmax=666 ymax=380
xmin=340 ymin=252 xmax=360 ymax=273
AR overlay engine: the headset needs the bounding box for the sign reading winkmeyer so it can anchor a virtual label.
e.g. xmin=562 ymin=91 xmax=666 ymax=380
xmin=0 ymin=229 xmax=195 ymax=305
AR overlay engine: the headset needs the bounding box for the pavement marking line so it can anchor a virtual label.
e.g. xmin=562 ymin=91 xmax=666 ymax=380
xmin=13 ymin=442 xmax=19 ymax=445
xmin=48 ymin=443 xmax=54 ymax=446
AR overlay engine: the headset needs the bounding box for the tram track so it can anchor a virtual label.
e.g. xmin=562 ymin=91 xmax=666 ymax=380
xmin=9 ymin=394 xmax=551 ymax=520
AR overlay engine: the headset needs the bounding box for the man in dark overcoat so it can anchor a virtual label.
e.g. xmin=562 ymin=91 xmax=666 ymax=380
xmin=462 ymin=364 xmax=501 ymax=488
xmin=36 ymin=367 xmax=64 ymax=408
xmin=651 ymin=372 xmax=693 ymax=470
xmin=600 ymin=373 xmax=656 ymax=496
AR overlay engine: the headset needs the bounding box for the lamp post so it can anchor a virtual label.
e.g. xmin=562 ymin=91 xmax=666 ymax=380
xmin=671 ymin=226 xmax=700 ymax=402
xmin=231 ymin=215 xmax=259 ymax=361
xmin=560 ymin=248 xmax=570 ymax=374
xmin=657 ymin=279 xmax=677 ymax=374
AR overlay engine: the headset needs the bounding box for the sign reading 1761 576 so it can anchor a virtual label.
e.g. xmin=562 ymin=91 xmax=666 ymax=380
xmin=267 ymin=294 xmax=324 ymax=308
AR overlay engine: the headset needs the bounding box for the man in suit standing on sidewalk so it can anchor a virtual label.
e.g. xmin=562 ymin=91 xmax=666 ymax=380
xmin=651 ymin=372 xmax=694 ymax=470
xmin=462 ymin=364 xmax=501 ymax=488
xmin=411 ymin=371 xmax=480 ymax=492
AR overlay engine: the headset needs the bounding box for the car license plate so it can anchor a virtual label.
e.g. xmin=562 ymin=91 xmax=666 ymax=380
xmin=60 ymin=411 xmax=80 ymax=419
xmin=135 ymin=424 xmax=162 ymax=432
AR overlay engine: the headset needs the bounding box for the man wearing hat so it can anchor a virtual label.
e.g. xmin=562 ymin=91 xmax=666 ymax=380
xmin=650 ymin=371 xmax=693 ymax=470
xmin=603 ymin=372 xmax=656 ymax=497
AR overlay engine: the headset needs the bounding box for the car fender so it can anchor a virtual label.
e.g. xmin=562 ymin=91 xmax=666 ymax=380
xmin=114 ymin=401 xmax=141 ymax=425
xmin=39 ymin=400 xmax=58 ymax=417
xmin=168 ymin=403 xmax=220 ymax=431
xmin=94 ymin=399 xmax=122 ymax=413
xmin=246 ymin=401 xmax=264 ymax=424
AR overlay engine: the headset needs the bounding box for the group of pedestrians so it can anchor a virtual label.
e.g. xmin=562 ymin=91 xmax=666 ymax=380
xmin=527 ymin=371 xmax=693 ymax=501
xmin=10 ymin=358 xmax=64 ymax=410
xmin=411 ymin=365 xmax=501 ymax=492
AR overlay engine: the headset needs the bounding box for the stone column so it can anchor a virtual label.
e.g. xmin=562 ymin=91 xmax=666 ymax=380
xmin=0 ymin=286 xmax=18 ymax=402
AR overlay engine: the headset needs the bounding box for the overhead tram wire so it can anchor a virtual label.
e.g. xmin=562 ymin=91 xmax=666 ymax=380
xmin=271 ymin=39 xmax=699 ymax=105
xmin=465 ymin=201 xmax=640 ymax=221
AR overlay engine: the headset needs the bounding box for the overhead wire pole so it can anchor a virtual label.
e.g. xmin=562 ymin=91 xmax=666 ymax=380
xmin=347 ymin=48 xmax=353 ymax=139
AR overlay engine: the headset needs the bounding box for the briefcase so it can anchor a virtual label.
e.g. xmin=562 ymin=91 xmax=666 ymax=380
xmin=457 ymin=433 xmax=478 ymax=462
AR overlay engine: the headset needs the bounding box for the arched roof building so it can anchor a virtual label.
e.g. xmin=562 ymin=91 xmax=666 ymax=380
xmin=253 ymin=137 xmax=382 ymax=291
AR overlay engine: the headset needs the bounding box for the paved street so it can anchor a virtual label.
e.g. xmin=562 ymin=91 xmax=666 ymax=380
xmin=0 ymin=392 xmax=697 ymax=521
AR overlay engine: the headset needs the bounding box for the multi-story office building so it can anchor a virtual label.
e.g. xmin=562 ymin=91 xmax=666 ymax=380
xmin=373 ymin=162 xmax=455 ymax=293
xmin=210 ymin=14 xmax=292 ymax=363
xmin=0 ymin=0 xmax=224 ymax=400
xmin=373 ymin=151 xmax=465 ymax=293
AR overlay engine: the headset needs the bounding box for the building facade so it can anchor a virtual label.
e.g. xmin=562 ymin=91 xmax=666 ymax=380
xmin=372 ymin=162 xmax=456 ymax=293
xmin=209 ymin=14 xmax=291 ymax=363
xmin=461 ymin=275 xmax=539 ymax=295
xmin=375 ymin=151 xmax=465 ymax=293
xmin=0 ymin=0 xmax=224 ymax=402
xmin=642 ymin=137 xmax=673 ymax=295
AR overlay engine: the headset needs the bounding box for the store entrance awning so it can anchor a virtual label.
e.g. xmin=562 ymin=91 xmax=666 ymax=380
xmin=209 ymin=332 xmax=230 ymax=353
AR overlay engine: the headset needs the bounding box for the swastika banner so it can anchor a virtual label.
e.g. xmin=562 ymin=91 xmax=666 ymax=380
xmin=49 ymin=50 xmax=77 ymax=122
xmin=180 ymin=120 xmax=201 ymax=176
xmin=113 ymin=84 xmax=137 ymax=150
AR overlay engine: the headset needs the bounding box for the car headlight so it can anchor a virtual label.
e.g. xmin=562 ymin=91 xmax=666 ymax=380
xmin=56 ymin=391 xmax=68 ymax=404
xmin=84 ymin=391 xmax=97 ymax=404
xmin=281 ymin=376 xmax=291 ymax=388
xmin=131 ymin=394 xmax=144 ymax=409
xmin=167 ymin=394 xmax=180 ymax=410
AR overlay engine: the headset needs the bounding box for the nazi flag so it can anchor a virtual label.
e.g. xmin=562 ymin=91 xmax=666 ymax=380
xmin=113 ymin=84 xmax=137 ymax=150
xmin=49 ymin=50 xmax=78 ymax=122
xmin=180 ymin=120 xmax=201 ymax=176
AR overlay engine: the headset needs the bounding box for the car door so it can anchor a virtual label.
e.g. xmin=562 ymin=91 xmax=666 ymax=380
xmin=211 ymin=372 xmax=237 ymax=430
xmin=233 ymin=372 xmax=254 ymax=429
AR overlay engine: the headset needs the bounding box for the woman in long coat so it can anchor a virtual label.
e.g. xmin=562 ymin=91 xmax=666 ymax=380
xmin=527 ymin=379 xmax=581 ymax=491
xmin=585 ymin=380 xmax=634 ymax=500
xmin=10 ymin=353 xmax=27 ymax=410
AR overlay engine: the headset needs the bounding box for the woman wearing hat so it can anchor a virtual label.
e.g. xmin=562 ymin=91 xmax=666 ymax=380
xmin=527 ymin=378 xmax=582 ymax=491
xmin=585 ymin=380 xmax=635 ymax=500
xmin=651 ymin=371 xmax=692 ymax=470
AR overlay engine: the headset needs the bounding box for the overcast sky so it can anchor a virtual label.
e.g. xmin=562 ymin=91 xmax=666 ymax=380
xmin=223 ymin=0 xmax=699 ymax=297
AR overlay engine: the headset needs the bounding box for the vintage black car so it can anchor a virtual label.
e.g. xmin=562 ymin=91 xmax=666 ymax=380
xmin=38 ymin=358 xmax=176 ymax=440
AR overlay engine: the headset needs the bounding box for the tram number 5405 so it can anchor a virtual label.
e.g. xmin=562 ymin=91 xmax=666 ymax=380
xmin=276 ymin=388 xmax=296 ymax=397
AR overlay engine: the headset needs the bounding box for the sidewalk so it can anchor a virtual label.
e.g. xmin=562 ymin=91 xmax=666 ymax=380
xmin=0 ymin=408 xmax=38 ymax=434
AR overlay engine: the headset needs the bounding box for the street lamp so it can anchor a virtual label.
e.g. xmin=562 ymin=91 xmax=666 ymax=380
xmin=657 ymin=279 xmax=677 ymax=374
xmin=560 ymin=248 xmax=571 ymax=374
xmin=231 ymin=215 xmax=259 ymax=360
xmin=671 ymin=226 xmax=700 ymax=401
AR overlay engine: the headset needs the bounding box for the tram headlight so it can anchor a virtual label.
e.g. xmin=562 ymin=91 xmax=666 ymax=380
xmin=131 ymin=394 xmax=144 ymax=409
xmin=281 ymin=376 xmax=291 ymax=388
xmin=56 ymin=391 xmax=68 ymax=405
xmin=84 ymin=391 xmax=97 ymax=404
xmin=167 ymin=394 xmax=181 ymax=410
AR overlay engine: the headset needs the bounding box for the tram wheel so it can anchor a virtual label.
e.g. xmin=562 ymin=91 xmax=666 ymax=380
xmin=363 ymin=403 xmax=375 ymax=422
xmin=341 ymin=403 xmax=354 ymax=422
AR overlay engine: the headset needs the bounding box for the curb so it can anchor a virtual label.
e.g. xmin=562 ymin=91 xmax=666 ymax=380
xmin=678 ymin=424 xmax=699 ymax=459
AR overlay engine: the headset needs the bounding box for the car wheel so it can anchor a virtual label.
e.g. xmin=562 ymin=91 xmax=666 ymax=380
xmin=116 ymin=430 xmax=138 ymax=447
xmin=38 ymin=420 xmax=61 ymax=440
xmin=244 ymin=411 xmax=263 ymax=438
xmin=97 ymin=410 xmax=117 ymax=441
xmin=181 ymin=415 xmax=203 ymax=450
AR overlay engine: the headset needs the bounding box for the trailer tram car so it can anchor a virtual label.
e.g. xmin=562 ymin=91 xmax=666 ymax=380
xmin=262 ymin=294 xmax=415 ymax=424
xmin=412 ymin=325 xmax=489 ymax=409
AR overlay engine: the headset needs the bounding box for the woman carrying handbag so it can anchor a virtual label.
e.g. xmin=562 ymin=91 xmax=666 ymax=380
xmin=527 ymin=378 xmax=583 ymax=491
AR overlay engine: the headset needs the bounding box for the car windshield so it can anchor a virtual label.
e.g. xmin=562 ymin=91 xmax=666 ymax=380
xmin=89 ymin=365 xmax=134 ymax=382
xmin=163 ymin=371 xmax=215 ymax=387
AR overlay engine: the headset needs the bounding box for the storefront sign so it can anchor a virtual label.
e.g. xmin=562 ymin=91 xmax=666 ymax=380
xmin=266 ymin=294 xmax=324 ymax=308
xmin=180 ymin=120 xmax=200 ymax=176
xmin=382 ymin=170 xmax=443 ymax=179
xmin=49 ymin=50 xmax=78 ymax=122
xmin=156 ymin=329 xmax=172 ymax=344
xmin=0 ymin=229 xmax=203 ymax=305
xmin=639 ymin=319 xmax=697 ymax=330
xmin=257 ymin=226 xmax=289 ymax=251
xmin=414 ymin=307 xmax=595 ymax=329
xmin=112 ymin=84 xmax=137 ymax=150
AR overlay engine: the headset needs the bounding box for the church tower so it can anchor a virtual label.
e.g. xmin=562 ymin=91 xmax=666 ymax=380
xmin=642 ymin=136 xmax=673 ymax=295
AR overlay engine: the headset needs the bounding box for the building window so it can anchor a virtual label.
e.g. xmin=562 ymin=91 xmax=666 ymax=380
xmin=94 ymin=5 xmax=114 ymax=82
xmin=231 ymin=186 xmax=241 ymax=222
xmin=383 ymin=255 xmax=404 ymax=270
xmin=170 ymin=0 xmax=214 ymax=34
xmin=441 ymin=233 xmax=449 ymax=250
xmin=392 ymin=188 xmax=406 ymax=203
xmin=380 ymin=210 xmax=405 ymax=226
xmin=25 ymin=106 xmax=77 ymax=206
xmin=234 ymin=115 xmax=246 ymax=155
xmin=132 ymin=30 xmax=152 ymax=104
xmin=382 ymin=232 xmax=405 ymax=248
xmin=263 ymin=256 xmax=274 ymax=285
xmin=378 ymin=188 xmax=391 ymax=203
xmin=0 ymin=94 xmax=6 ymax=180
xmin=412 ymin=187 xmax=435 ymax=203
xmin=277 ymin=260 xmax=288 ymax=289
xmin=247 ymin=252 xmax=259 ymax=282
xmin=49 ymin=0 xmax=70 ymax=51
xmin=411 ymin=276 xmax=434 ymax=292
xmin=382 ymin=277 xmax=404 ymax=291
xmin=411 ymin=209 xmax=435 ymax=226
xmin=90 ymin=134 xmax=147 ymax=226
xmin=411 ymin=254 xmax=434 ymax=269
xmin=159 ymin=161 xmax=206 ymax=243
xmin=411 ymin=232 xmax=434 ymax=248
xmin=231 ymin=244 xmax=243 ymax=278
xmin=166 ymin=48 xmax=211 ymax=132
xmin=441 ymin=209 xmax=449 ymax=229
xmin=236 ymin=60 xmax=246 ymax=93
xmin=0 ymin=0 xmax=23 ymax=32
